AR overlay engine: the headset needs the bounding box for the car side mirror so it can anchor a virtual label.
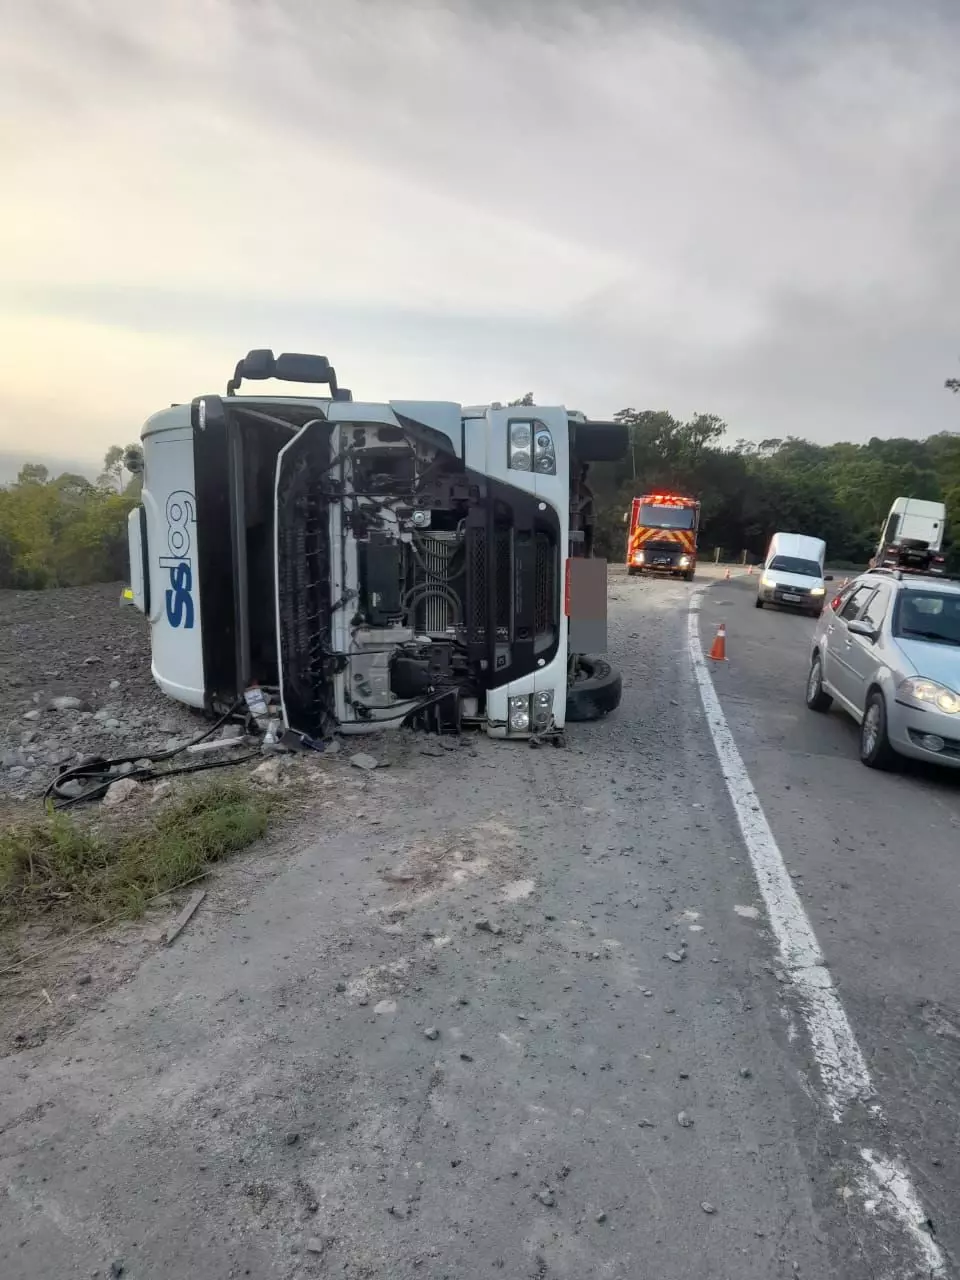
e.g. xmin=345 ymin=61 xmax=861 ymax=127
xmin=824 ymin=573 xmax=834 ymax=581
xmin=847 ymin=619 xmax=878 ymax=642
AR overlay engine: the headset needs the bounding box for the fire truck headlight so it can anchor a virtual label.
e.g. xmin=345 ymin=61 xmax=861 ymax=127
xmin=532 ymin=690 xmax=554 ymax=728
xmin=508 ymin=695 xmax=531 ymax=732
xmin=508 ymin=422 xmax=533 ymax=472
xmin=679 ymin=555 xmax=691 ymax=568
xmin=632 ymin=551 xmax=645 ymax=565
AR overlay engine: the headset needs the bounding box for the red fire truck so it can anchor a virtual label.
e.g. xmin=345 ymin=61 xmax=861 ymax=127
xmin=626 ymin=493 xmax=700 ymax=580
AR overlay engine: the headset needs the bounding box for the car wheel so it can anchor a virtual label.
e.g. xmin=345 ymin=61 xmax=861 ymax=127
xmin=805 ymin=654 xmax=832 ymax=712
xmin=566 ymin=657 xmax=622 ymax=722
xmin=860 ymin=690 xmax=897 ymax=770
xmin=755 ymin=597 xmax=763 ymax=609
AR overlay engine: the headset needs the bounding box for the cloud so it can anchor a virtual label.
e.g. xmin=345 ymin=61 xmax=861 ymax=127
xmin=2 ymin=0 xmax=959 ymax=464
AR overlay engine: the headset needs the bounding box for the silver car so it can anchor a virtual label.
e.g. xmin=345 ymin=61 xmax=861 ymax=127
xmin=806 ymin=569 xmax=960 ymax=769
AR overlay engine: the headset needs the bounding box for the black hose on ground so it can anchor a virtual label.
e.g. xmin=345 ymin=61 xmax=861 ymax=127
xmin=43 ymin=698 xmax=262 ymax=810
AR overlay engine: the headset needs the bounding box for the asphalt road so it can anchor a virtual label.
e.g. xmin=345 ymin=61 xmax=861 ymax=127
xmin=701 ymin=572 xmax=960 ymax=1271
xmin=0 ymin=569 xmax=956 ymax=1279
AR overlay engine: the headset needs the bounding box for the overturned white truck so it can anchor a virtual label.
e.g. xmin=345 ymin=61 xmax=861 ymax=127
xmin=126 ymin=350 xmax=627 ymax=742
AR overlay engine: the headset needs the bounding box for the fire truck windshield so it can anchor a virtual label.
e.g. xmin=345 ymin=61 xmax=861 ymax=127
xmin=639 ymin=503 xmax=696 ymax=530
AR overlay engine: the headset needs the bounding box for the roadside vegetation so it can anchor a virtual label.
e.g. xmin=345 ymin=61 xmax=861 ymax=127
xmin=0 ymin=780 xmax=270 ymax=928
xmin=0 ymin=445 xmax=142 ymax=588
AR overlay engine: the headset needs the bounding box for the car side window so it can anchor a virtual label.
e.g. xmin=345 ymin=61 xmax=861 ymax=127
xmin=860 ymin=584 xmax=891 ymax=630
xmin=839 ymin=585 xmax=874 ymax=622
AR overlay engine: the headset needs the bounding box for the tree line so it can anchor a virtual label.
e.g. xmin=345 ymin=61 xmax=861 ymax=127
xmin=0 ymin=446 xmax=143 ymax=589
xmin=2 ymin=412 xmax=959 ymax=590
xmin=586 ymin=411 xmax=960 ymax=569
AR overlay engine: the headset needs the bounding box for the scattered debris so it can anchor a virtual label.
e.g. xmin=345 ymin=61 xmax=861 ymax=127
xmin=163 ymin=890 xmax=207 ymax=946
xmin=475 ymin=918 xmax=502 ymax=936
xmin=677 ymin=1111 xmax=694 ymax=1128
xmin=424 ymin=1026 xmax=439 ymax=1041
xmin=305 ymin=1238 xmax=325 ymax=1255
xmin=595 ymin=1211 xmax=607 ymax=1224
xmin=102 ymin=777 xmax=140 ymax=808
xmin=537 ymin=1189 xmax=556 ymax=1208
xmin=374 ymin=999 xmax=397 ymax=1015
xmin=350 ymin=752 xmax=380 ymax=771
xmin=665 ymin=949 xmax=686 ymax=964
xmin=701 ymin=1201 xmax=717 ymax=1215
xmin=740 ymin=1067 xmax=753 ymax=1079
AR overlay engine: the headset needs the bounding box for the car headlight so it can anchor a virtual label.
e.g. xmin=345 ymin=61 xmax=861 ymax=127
xmin=508 ymin=422 xmax=532 ymax=471
xmin=679 ymin=555 xmax=691 ymax=568
xmin=810 ymin=586 xmax=825 ymax=596
xmin=897 ymin=678 xmax=960 ymax=715
xmin=508 ymin=695 xmax=531 ymax=732
xmin=761 ymin=575 xmax=774 ymax=588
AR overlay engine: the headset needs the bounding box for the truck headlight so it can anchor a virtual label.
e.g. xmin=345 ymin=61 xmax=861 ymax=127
xmin=508 ymin=695 xmax=531 ymax=732
xmin=534 ymin=428 xmax=556 ymax=475
xmin=532 ymin=690 xmax=554 ymax=728
xmin=632 ymin=551 xmax=645 ymax=565
xmin=897 ymin=678 xmax=960 ymax=715
xmin=679 ymin=555 xmax=691 ymax=568
xmin=508 ymin=422 xmax=532 ymax=472
xmin=811 ymin=586 xmax=825 ymax=596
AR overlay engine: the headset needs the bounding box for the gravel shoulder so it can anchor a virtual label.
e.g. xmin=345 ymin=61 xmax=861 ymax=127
xmin=0 ymin=573 xmax=914 ymax=1280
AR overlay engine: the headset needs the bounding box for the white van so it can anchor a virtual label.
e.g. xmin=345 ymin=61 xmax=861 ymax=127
xmin=756 ymin=532 xmax=830 ymax=616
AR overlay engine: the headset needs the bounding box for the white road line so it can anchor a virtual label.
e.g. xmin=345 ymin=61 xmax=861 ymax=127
xmin=686 ymin=593 xmax=871 ymax=1118
xmin=687 ymin=591 xmax=946 ymax=1277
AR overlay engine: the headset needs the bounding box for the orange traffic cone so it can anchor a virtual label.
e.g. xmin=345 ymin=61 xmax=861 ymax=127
xmin=724 ymin=566 xmax=731 ymax=580
xmin=707 ymin=623 xmax=727 ymax=662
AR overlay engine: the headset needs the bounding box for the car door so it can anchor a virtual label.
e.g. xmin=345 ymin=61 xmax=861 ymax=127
xmin=824 ymin=584 xmax=876 ymax=706
xmin=840 ymin=582 xmax=892 ymax=716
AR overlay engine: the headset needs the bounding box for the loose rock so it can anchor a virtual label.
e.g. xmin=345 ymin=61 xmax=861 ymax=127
xmin=537 ymin=1189 xmax=556 ymax=1208
xmin=423 ymin=1026 xmax=440 ymax=1041
xmin=350 ymin=752 xmax=379 ymax=771
xmin=102 ymin=777 xmax=139 ymax=808
xmin=701 ymin=1201 xmax=717 ymax=1215
xmin=677 ymin=1111 xmax=693 ymax=1128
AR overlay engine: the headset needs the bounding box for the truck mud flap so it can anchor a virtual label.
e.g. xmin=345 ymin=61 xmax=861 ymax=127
xmin=275 ymin=421 xmax=338 ymax=740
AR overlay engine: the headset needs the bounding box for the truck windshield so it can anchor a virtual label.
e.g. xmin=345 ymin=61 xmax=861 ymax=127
xmin=639 ymin=504 xmax=695 ymax=530
xmin=893 ymin=591 xmax=960 ymax=647
xmin=768 ymin=556 xmax=821 ymax=577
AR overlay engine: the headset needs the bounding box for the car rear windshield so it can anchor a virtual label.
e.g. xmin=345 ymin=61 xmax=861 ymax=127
xmin=893 ymin=590 xmax=960 ymax=647
xmin=639 ymin=504 xmax=695 ymax=530
xmin=768 ymin=556 xmax=821 ymax=577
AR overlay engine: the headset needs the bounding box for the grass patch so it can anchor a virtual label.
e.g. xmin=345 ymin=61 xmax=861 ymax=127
xmin=0 ymin=780 xmax=270 ymax=926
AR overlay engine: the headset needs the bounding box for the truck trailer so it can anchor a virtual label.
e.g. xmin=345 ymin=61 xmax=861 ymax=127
xmin=125 ymin=350 xmax=627 ymax=743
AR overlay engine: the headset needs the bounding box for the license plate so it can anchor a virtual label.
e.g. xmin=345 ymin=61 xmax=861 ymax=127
xmin=654 ymin=557 xmax=669 ymax=564
xmin=782 ymin=593 xmax=801 ymax=602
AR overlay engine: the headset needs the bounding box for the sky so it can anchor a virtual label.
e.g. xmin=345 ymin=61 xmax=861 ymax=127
xmin=2 ymin=0 xmax=959 ymax=478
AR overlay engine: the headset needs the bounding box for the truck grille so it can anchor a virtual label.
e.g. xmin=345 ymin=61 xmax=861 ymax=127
xmin=276 ymin=430 xmax=336 ymax=739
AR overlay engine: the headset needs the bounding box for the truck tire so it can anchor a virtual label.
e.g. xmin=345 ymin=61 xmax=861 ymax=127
xmin=566 ymin=657 xmax=623 ymax=722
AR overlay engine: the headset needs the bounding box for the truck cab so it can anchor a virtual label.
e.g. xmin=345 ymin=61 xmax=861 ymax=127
xmin=126 ymin=350 xmax=627 ymax=742
xmin=874 ymin=497 xmax=947 ymax=573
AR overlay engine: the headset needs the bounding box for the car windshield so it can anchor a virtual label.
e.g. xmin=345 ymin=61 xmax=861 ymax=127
xmin=768 ymin=556 xmax=821 ymax=577
xmin=893 ymin=591 xmax=960 ymax=647
xmin=639 ymin=504 xmax=695 ymax=529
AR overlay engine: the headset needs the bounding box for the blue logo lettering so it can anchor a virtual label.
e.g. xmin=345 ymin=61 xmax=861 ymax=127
xmin=165 ymin=563 xmax=195 ymax=629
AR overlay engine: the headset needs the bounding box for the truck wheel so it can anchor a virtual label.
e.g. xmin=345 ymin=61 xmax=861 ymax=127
xmin=684 ymin=570 xmax=694 ymax=582
xmin=755 ymin=597 xmax=763 ymax=609
xmin=566 ymin=657 xmax=623 ymax=722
